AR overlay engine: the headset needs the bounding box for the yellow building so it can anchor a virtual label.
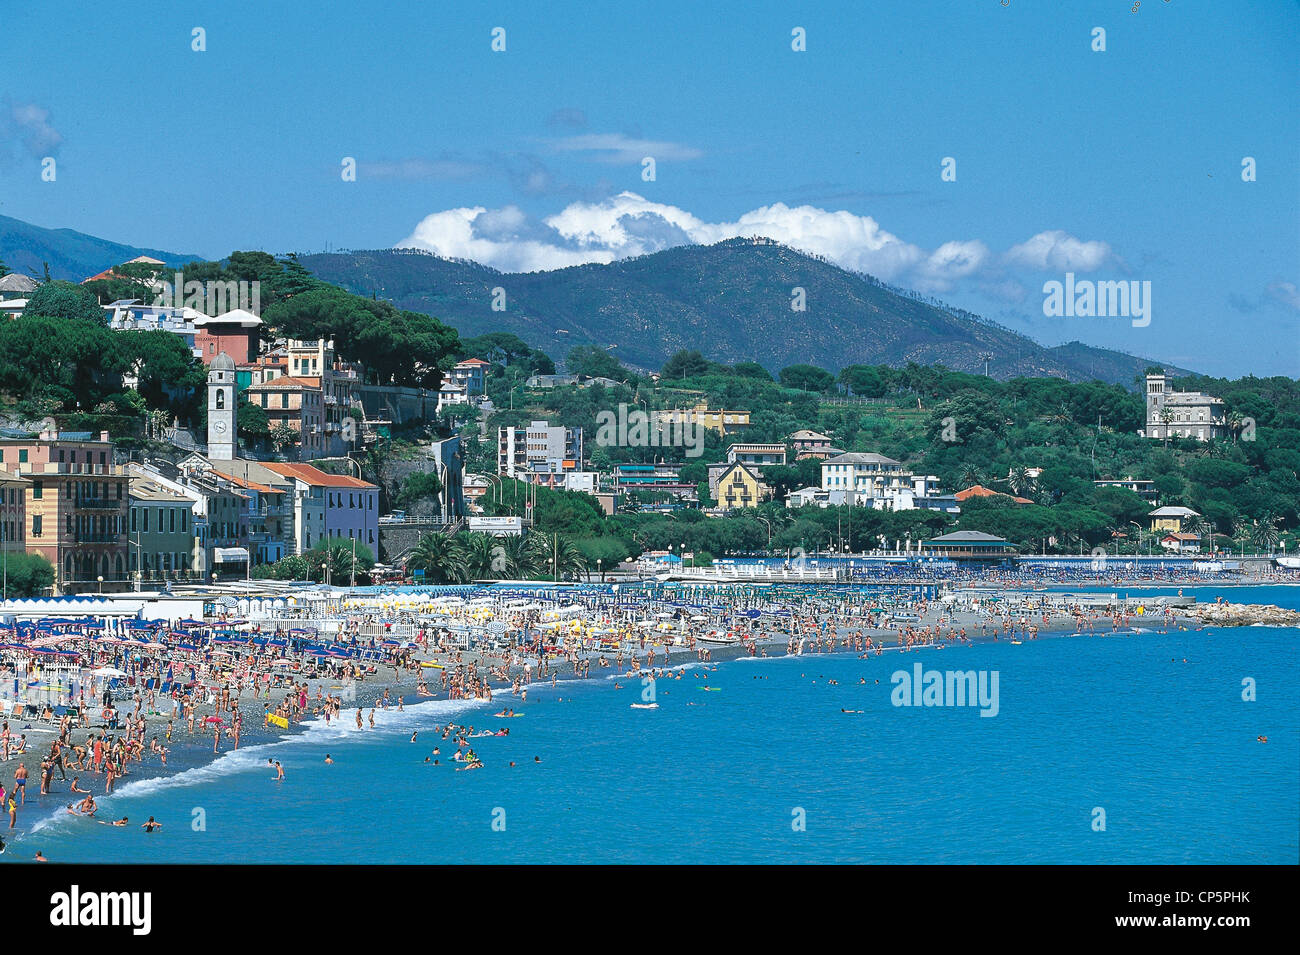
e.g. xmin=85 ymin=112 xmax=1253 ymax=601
xmin=716 ymin=462 xmax=769 ymax=509
xmin=655 ymin=401 xmax=750 ymax=436
xmin=1148 ymin=506 xmax=1199 ymax=533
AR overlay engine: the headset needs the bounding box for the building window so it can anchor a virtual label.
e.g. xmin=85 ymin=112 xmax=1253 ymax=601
xmin=131 ymin=508 xmax=137 ymax=532
xmin=32 ymin=515 xmax=41 ymax=537
xmin=143 ymin=509 xmax=149 ymax=532
xmin=32 ymin=480 xmax=42 ymax=499
xmin=18 ymin=450 xmax=27 ymax=463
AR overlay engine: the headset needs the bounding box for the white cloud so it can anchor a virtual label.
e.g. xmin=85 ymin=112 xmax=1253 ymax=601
xmin=400 ymin=206 xmax=606 ymax=272
xmin=1004 ymin=230 xmax=1116 ymax=272
xmin=550 ymin=133 xmax=703 ymax=164
xmin=1 ymin=100 xmax=62 ymax=159
xmin=396 ymin=193 xmax=1113 ymax=292
xmin=1266 ymin=280 xmax=1300 ymax=312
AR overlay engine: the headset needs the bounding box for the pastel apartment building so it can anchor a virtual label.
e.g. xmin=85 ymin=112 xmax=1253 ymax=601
xmin=0 ymin=430 xmax=130 ymax=593
xmin=821 ymin=452 xmax=914 ymax=498
xmin=250 ymin=462 xmax=379 ymax=554
xmin=128 ymin=477 xmax=197 ymax=581
xmin=654 ymin=401 xmax=750 ymax=437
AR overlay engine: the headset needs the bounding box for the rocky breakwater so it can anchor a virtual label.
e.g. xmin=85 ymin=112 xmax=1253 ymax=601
xmin=1185 ymin=602 xmax=1300 ymax=628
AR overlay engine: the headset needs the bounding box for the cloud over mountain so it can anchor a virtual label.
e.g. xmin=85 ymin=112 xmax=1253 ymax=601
xmin=397 ymin=193 xmax=1113 ymax=294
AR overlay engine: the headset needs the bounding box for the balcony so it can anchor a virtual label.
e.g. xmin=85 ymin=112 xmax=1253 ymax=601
xmin=74 ymin=498 xmax=122 ymax=510
xmin=22 ymin=462 xmax=126 ymax=476
xmin=73 ymin=534 xmax=125 ymax=544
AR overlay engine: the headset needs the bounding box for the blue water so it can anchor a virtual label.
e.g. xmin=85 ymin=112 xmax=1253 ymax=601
xmin=11 ymin=586 xmax=1298 ymax=864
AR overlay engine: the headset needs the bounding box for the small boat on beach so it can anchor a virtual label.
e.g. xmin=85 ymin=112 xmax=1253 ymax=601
xmin=697 ymin=631 xmax=742 ymax=645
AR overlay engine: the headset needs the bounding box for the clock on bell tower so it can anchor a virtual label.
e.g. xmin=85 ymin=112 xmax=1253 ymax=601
xmin=208 ymin=351 xmax=237 ymax=461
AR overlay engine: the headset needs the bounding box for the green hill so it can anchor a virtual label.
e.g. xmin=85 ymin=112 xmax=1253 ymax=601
xmin=0 ymin=214 xmax=199 ymax=282
xmin=299 ymin=238 xmax=1191 ymax=386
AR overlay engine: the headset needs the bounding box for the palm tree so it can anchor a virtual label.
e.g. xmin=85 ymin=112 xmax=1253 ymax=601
xmin=531 ymin=533 xmax=586 ymax=581
xmin=459 ymin=532 xmax=500 ymax=580
xmin=504 ymin=534 xmax=545 ymax=579
xmin=407 ymin=533 xmax=466 ymax=583
xmin=1250 ymin=514 xmax=1282 ymax=553
xmin=1227 ymin=411 xmax=1244 ymax=444
xmin=957 ymin=465 xmax=985 ymax=490
xmin=1181 ymin=513 xmax=1208 ymax=553
xmin=311 ymin=544 xmax=356 ymax=584
xmin=1158 ymin=407 xmax=1175 ymax=447
xmin=1231 ymin=520 xmax=1253 ymax=556
xmin=1007 ymin=466 xmax=1033 ymax=498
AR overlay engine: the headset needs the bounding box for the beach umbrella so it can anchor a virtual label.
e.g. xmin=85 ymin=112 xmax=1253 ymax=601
xmin=92 ymin=666 xmax=128 ymax=677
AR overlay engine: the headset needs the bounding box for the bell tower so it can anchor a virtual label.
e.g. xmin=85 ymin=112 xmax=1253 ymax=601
xmin=208 ymin=352 xmax=237 ymax=460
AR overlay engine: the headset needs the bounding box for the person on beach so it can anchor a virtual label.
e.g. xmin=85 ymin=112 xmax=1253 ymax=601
xmin=13 ymin=764 xmax=25 ymax=805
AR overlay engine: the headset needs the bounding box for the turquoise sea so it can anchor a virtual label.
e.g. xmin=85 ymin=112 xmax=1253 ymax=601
xmin=11 ymin=585 xmax=1298 ymax=864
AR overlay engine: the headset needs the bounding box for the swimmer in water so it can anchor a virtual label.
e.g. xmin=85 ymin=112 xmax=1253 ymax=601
xmin=141 ymin=817 xmax=162 ymax=833
xmin=324 ymin=754 xmax=333 ymax=764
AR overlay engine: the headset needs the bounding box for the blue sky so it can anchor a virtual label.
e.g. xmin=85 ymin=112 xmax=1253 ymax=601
xmin=2 ymin=0 xmax=1296 ymax=377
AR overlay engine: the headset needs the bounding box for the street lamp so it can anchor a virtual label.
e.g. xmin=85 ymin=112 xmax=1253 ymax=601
xmin=597 ymin=557 xmax=603 ymax=583
xmin=96 ymin=575 xmax=104 ymax=594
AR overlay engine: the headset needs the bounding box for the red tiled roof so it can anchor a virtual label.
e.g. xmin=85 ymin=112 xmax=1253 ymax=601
xmin=261 ymin=462 xmax=376 ymax=489
xmin=208 ymin=470 xmax=286 ymax=495
xmin=248 ymin=376 xmax=321 ymax=389
xmin=955 ymin=484 xmax=1033 ymax=505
